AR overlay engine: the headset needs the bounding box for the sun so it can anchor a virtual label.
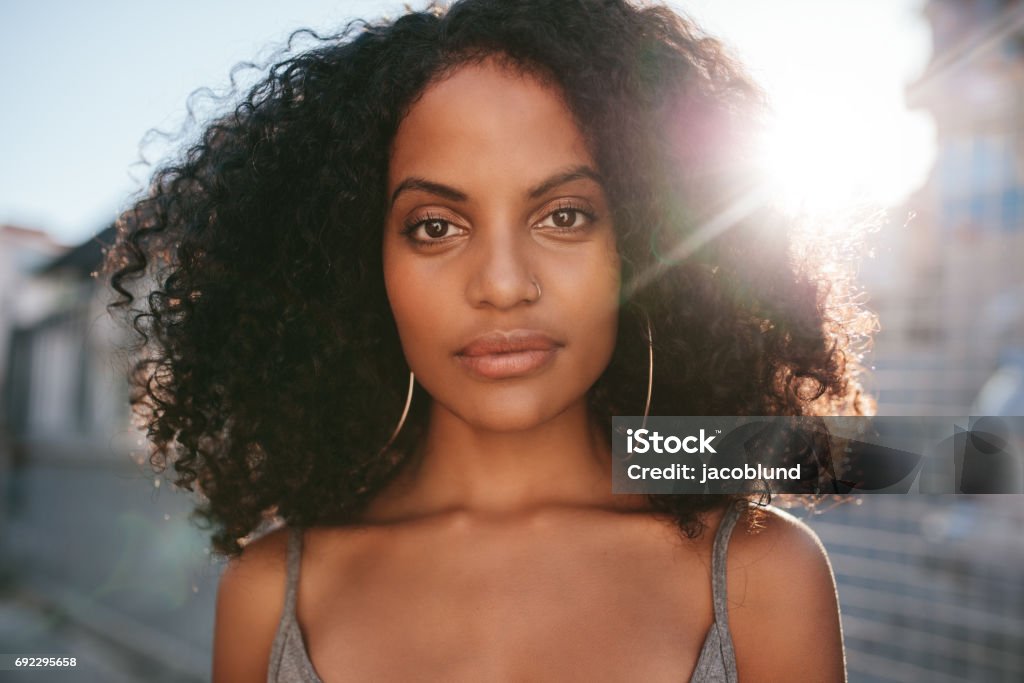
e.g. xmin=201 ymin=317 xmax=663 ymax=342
xmin=752 ymin=88 xmax=935 ymax=225
xmin=756 ymin=106 xmax=869 ymax=215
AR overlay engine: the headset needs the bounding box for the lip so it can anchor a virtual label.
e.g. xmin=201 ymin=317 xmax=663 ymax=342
xmin=455 ymin=330 xmax=563 ymax=380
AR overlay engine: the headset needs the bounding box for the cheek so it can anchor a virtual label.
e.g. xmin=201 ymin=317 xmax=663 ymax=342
xmin=583 ymin=236 xmax=621 ymax=320
xmin=383 ymin=249 xmax=457 ymax=358
xmin=591 ymin=244 xmax=623 ymax=365
xmin=556 ymin=241 xmax=622 ymax=360
xmin=385 ymin=270 xmax=420 ymax=339
xmin=383 ymin=246 xmax=420 ymax=346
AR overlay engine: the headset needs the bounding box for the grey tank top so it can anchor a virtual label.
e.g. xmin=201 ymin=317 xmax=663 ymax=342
xmin=268 ymin=503 xmax=743 ymax=682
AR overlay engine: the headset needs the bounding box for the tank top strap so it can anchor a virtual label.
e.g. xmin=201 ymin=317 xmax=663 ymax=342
xmin=267 ymin=527 xmax=308 ymax=682
xmin=283 ymin=527 xmax=303 ymax=615
xmin=710 ymin=501 xmax=744 ymax=627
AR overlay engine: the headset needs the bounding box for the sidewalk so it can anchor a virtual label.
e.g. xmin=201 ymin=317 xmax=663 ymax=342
xmin=0 ymin=583 xmax=205 ymax=683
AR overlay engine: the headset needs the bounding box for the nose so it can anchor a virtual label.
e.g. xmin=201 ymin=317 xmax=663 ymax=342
xmin=465 ymin=224 xmax=540 ymax=310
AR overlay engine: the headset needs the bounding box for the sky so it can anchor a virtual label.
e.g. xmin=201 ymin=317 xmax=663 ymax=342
xmin=0 ymin=0 xmax=934 ymax=246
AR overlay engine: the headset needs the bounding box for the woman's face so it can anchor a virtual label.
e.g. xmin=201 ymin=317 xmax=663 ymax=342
xmin=383 ymin=60 xmax=620 ymax=432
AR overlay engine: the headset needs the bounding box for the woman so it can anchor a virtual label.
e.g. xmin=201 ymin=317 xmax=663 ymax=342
xmin=106 ymin=0 xmax=869 ymax=680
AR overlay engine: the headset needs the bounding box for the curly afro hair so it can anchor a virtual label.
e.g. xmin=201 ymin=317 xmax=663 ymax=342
xmin=105 ymin=0 xmax=874 ymax=555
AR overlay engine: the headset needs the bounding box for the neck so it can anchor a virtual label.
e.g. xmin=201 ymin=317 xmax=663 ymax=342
xmin=365 ymin=399 xmax=622 ymax=522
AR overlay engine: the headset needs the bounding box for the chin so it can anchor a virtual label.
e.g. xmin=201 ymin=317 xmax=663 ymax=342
xmin=461 ymin=401 xmax=561 ymax=433
xmin=435 ymin=384 xmax=584 ymax=434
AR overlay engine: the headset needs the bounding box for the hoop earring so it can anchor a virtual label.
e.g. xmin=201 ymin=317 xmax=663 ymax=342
xmin=642 ymin=316 xmax=653 ymax=429
xmin=380 ymin=371 xmax=414 ymax=453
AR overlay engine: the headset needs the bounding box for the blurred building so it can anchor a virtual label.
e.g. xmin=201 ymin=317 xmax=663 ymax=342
xmin=831 ymin=3 xmax=1024 ymax=682
xmin=3 ymin=226 xmax=125 ymax=442
xmin=815 ymin=495 xmax=1024 ymax=683
xmin=0 ymin=226 xmax=66 ymax=394
xmin=864 ymin=0 xmax=1024 ymax=416
xmin=0 ymin=226 xmax=215 ymax=682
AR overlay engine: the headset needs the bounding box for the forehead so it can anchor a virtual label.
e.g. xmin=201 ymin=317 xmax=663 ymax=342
xmin=388 ymin=60 xmax=594 ymax=190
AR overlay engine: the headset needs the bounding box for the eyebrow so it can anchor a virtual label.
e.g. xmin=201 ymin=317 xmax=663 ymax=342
xmin=526 ymin=165 xmax=604 ymax=199
xmin=389 ymin=178 xmax=467 ymax=208
xmin=389 ymin=165 xmax=604 ymax=208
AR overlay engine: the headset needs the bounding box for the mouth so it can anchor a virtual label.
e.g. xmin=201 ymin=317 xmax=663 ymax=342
xmin=455 ymin=330 xmax=563 ymax=380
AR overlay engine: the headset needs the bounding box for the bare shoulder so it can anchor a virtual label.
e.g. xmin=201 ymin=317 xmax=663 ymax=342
xmin=728 ymin=504 xmax=833 ymax=585
xmin=725 ymin=505 xmax=846 ymax=682
xmin=212 ymin=527 xmax=292 ymax=683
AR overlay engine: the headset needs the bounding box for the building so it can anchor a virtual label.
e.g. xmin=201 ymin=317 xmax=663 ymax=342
xmin=825 ymin=3 xmax=1024 ymax=681
xmin=0 ymin=225 xmax=66 ymax=394
xmin=0 ymin=225 xmax=214 ymax=681
xmin=864 ymin=0 xmax=1024 ymax=416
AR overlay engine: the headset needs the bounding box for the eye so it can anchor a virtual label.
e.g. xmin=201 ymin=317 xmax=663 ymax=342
xmin=403 ymin=215 xmax=467 ymax=244
xmin=421 ymin=218 xmax=453 ymax=239
xmin=536 ymin=203 xmax=595 ymax=232
xmin=551 ymin=209 xmax=579 ymax=228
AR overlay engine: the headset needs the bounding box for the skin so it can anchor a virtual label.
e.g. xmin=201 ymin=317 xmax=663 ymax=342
xmin=213 ymin=61 xmax=847 ymax=682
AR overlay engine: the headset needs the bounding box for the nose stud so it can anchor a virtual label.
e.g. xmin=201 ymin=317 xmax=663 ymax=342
xmin=532 ymin=279 xmax=542 ymax=301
